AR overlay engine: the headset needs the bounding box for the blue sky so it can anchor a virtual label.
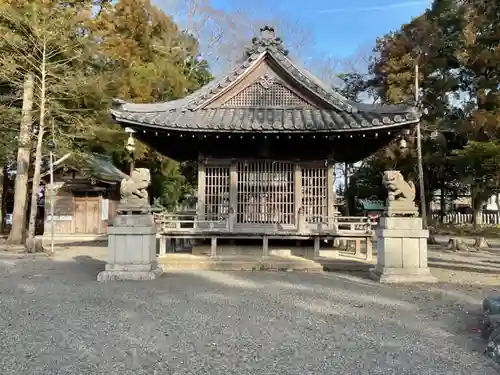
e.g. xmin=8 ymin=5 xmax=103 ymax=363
xmin=206 ymin=0 xmax=431 ymax=61
xmin=156 ymin=0 xmax=432 ymax=76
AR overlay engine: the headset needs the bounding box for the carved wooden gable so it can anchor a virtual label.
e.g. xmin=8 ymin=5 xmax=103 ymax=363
xmin=208 ymin=59 xmax=319 ymax=109
xmin=221 ymin=73 xmax=313 ymax=108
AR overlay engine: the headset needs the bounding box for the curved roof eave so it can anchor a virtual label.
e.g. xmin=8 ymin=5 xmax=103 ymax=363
xmin=112 ymin=114 xmax=419 ymax=134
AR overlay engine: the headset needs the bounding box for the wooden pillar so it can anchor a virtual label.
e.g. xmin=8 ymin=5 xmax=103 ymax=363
xmin=197 ymin=154 xmax=206 ymax=222
xmin=159 ymin=235 xmax=167 ymax=257
xmin=365 ymin=237 xmax=373 ymax=261
xmin=355 ymin=238 xmax=361 ymax=257
xmin=294 ymin=162 xmax=302 ymax=230
xmin=262 ymin=236 xmax=269 ymax=257
xmin=229 ymin=160 xmax=237 ymax=232
xmin=313 ymin=236 xmax=320 ymax=258
xmin=327 ymin=157 xmax=335 ymax=230
xmin=210 ymin=236 xmax=217 ymax=257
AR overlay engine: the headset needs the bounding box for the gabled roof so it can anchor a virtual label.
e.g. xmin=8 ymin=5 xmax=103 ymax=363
xmin=111 ymin=26 xmax=420 ymax=134
xmin=37 ymin=153 xmax=127 ymax=184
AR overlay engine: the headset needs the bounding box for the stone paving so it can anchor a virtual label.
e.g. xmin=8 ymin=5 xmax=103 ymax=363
xmin=0 ymin=245 xmax=499 ymax=374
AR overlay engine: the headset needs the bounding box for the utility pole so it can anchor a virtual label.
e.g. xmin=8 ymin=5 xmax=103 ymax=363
xmin=415 ymin=62 xmax=427 ymax=228
xmin=49 ymin=150 xmax=54 ymax=255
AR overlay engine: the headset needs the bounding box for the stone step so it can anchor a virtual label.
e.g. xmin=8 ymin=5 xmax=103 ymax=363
xmin=158 ymin=254 xmax=324 ymax=272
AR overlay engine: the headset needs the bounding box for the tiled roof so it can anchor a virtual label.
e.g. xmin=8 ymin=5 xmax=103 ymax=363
xmin=111 ymin=26 xmax=420 ymax=133
xmin=114 ymin=107 xmax=419 ymax=133
xmin=37 ymin=153 xmax=127 ymax=183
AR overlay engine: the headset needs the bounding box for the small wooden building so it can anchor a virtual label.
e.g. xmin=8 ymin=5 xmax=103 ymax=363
xmin=42 ymin=154 xmax=126 ymax=238
xmin=110 ymin=26 xmax=420 ymax=249
xmin=356 ymin=197 xmax=385 ymax=219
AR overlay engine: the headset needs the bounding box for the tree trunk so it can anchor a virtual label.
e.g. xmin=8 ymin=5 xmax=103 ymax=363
xmin=474 ymin=236 xmax=490 ymax=249
xmin=439 ymin=182 xmax=445 ymax=224
xmin=472 ymin=197 xmax=483 ymax=230
xmin=0 ymin=166 xmax=7 ymax=234
xmin=447 ymin=238 xmax=472 ymax=252
xmin=26 ymin=47 xmax=47 ymax=252
xmin=425 ymin=194 xmax=432 ymax=227
xmin=25 ymin=123 xmax=44 ymax=252
xmin=496 ymin=192 xmax=500 ymax=224
xmin=0 ymin=166 xmax=3 ymax=234
xmin=470 ymin=185 xmax=484 ymax=230
xmin=7 ymin=73 xmax=33 ymax=245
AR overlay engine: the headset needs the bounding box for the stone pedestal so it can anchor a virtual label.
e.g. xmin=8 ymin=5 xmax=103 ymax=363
xmin=370 ymin=217 xmax=437 ymax=284
xmin=97 ymin=213 xmax=163 ymax=281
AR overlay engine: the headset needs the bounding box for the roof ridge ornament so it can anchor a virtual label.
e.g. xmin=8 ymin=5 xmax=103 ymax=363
xmin=246 ymin=26 xmax=289 ymax=57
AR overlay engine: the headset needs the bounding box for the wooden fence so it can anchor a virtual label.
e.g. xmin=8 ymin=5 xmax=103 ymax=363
xmin=431 ymin=212 xmax=500 ymax=226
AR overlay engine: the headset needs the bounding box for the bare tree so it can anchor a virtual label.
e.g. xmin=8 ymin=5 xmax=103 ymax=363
xmin=162 ymin=0 xmax=313 ymax=73
xmin=6 ymin=74 xmax=33 ymax=244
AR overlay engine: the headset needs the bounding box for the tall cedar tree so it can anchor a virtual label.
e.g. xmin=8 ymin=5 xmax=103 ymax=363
xmin=90 ymin=0 xmax=212 ymax=209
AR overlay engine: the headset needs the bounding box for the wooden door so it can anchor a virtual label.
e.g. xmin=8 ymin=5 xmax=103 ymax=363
xmin=73 ymin=197 xmax=101 ymax=234
xmin=86 ymin=199 xmax=100 ymax=233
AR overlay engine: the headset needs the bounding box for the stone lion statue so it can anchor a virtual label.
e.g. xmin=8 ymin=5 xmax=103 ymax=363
xmin=120 ymin=168 xmax=151 ymax=206
xmin=382 ymin=170 xmax=418 ymax=216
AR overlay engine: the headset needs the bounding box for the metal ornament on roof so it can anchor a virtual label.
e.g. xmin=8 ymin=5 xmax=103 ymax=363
xmin=246 ymin=26 xmax=289 ymax=57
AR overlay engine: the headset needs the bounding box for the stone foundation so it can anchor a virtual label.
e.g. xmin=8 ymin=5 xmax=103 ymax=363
xmin=370 ymin=217 xmax=437 ymax=284
xmin=97 ymin=214 xmax=163 ymax=281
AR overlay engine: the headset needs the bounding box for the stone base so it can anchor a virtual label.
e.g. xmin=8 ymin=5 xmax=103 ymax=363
xmin=372 ymin=217 xmax=437 ymax=284
xmin=369 ymin=267 xmax=437 ymax=284
xmin=97 ymin=266 xmax=163 ymax=281
xmin=158 ymin=254 xmax=324 ymax=272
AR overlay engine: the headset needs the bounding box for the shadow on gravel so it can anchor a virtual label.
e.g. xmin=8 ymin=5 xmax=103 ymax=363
xmin=42 ymin=256 xmax=107 ymax=281
xmin=176 ymin=270 xmax=490 ymax=356
xmin=428 ymin=257 xmax=500 ymax=275
xmin=72 ymin=256 xmax=106 ymax=278
xmin=55 ymin=240 xmax=108 ymax=248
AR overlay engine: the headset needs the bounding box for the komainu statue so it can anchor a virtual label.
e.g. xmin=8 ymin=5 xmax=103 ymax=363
xmin=382 ymin=170 xmax=418 ymax=217
xmin=120 ymin=168 xmax=151 ymax=207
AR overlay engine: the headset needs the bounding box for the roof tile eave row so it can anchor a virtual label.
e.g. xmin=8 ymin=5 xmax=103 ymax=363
xmin=113 ymin=107 xmax=419 ymax=126
xmin=115 ymin=119 xmax=417 ymax=134
xmin=113 ymin=108 xmax=419 ymax=134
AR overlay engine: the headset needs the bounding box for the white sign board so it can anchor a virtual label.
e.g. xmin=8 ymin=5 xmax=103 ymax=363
xmin=101 ymin=199 xmax=109 ymax=220
xmin=46 ymin=215 xmax=73 ymax=221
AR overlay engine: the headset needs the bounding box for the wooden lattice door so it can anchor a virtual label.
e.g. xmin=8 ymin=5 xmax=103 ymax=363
xmin=204 ymin=165 xmax=230 ymax=220
xmin=236 ymin=160 xmax=294 ymax=226
xmin=302 ymin=164 xmax=328 ymax=225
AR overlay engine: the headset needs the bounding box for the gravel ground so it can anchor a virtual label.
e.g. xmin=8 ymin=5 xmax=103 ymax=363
xmin=0 ymin=253 xmax=498 ymax=375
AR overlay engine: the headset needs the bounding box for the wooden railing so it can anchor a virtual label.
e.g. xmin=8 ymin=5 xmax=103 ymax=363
xmin=154 ymin=212 xmax=228 ymax=232
xmin=154 ymin=211 xmax=376 ymax=237
xmin=305 ymin=216 xmax=375 ymax=232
